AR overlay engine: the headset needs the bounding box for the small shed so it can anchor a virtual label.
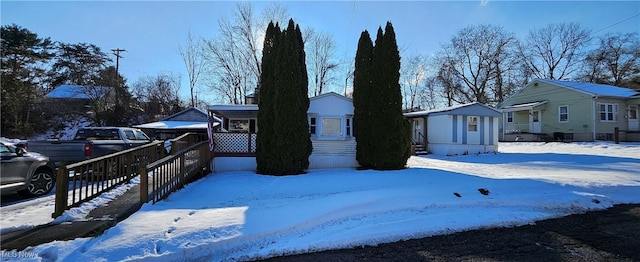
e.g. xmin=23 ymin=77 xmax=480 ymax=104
xmin=133 ymin=107 xmax=220 ymax=140
xmin=404 ymin=102 xmax=501 ymax=156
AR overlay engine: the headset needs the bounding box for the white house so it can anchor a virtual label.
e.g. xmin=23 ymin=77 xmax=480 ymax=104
xmin=404 ymin=102 xmax=501 ymax=156
xmin=208 ymin=92 xmax=357 ymax=172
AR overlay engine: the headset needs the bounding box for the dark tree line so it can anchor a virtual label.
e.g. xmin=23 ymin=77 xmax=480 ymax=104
xmin=354 ymin=22 xmax=411 ymax=170
xmin=1 ymin=24 xmax=187 ymax=138
xmin=256 ymin=19 xmax=312 ymax=175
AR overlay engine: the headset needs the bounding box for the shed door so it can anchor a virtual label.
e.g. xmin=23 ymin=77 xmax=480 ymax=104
xmin=628 ymin=105 xmax=639 ymax=131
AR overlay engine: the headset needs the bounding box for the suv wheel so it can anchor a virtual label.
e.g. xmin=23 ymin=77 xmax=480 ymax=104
xmin=20 ymin=169 xmax=55 ymax=197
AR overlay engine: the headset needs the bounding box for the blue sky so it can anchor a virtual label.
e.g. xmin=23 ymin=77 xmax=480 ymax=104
xmin=2 ymin=1 xmax=639 ymax=103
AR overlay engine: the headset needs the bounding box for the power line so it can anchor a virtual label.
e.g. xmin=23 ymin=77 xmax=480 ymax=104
xmin=591 ymin=13 xmax=640 ymax=36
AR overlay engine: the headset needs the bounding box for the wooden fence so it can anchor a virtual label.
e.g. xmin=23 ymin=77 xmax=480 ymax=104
xmin=52 ymin=133 xmax=208 ymax=218
xmin=141 ymin=141 xmax=213 ymax=204
xmin=53 ymin=141 xmax=165 ymax=217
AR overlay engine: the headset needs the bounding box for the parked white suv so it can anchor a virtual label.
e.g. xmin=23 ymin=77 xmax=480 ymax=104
xmin=0 ymin=141 xmax=55 ymax=198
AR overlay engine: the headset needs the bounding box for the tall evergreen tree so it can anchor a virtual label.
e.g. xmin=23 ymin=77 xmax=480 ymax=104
xmin=256 ymin=19 xmax=312 ymax=175
xmin=256 ymin=22 xmax=279 ymax=174
xmin=1 ymin=24 xmax=54 ymax=137
xmin=373 ymin=22 xmax=411 ymax=169
xmin=353 ymin=30 xmax=374 ymax=168
xmin=354 ymin=22 xmax=411 ymax=170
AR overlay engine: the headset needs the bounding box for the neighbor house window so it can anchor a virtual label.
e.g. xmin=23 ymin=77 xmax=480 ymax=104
xmin=559 ymin=105 xmax=569 ymax=123
xmin=468 ymin=116 xmax=478 ymax=132
xmin=346 ymin=118 xmax=352 ymax=136
xmin=229 ymin=119 xmax=250 ymax=132
xmin=309 ymin=116 xmax=317 ymax=134
xmin=322 ymin=118 xmax=341 ymax=136
xmin=598 ymin=103 xmax=618 ymax=122
xmin=506 ymin=112 xmax=513 ymax=123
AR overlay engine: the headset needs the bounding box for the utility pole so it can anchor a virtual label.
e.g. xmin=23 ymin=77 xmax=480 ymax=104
xmin=111 ymin=48 xmax=126 ymax=108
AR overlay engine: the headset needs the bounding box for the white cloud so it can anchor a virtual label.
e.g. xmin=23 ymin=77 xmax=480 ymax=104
xmin=481 ymin=0 xmax=489 ymax=6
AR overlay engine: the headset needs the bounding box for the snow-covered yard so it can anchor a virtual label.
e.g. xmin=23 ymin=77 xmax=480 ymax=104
xmin=2 ymin=142 xmax=639 ymax=261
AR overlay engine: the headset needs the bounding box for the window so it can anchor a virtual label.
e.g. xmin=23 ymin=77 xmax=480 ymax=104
xmin=598 ymin=103 xmax=618 ymax=122
xmin=135 ymin=130 xmax=150 ymax=140
xmin=468 ymin=116 xmax=478 ymax=132
xmin=124 ymin=130 xmax=136 ymax=140
xmin=629 ymin=105 xmax=638 ymax=120
xmin=229 ymin=119 xmax=250 ymax=132
xmin=559 ymin=105 xmax=569 ymax=123
xmin=322 ymin=118 xmax=341 ymax=136
xmin=506 ymin=112 xmax=513 ymax=123
xmin=346 ymin=118 xmax=351 ymax=136
xmin=309 ymin=117 xmax=317 ymax=134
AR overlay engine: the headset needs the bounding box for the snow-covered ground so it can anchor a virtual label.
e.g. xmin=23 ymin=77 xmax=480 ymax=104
xmin=1 ymin=142 xmax=639 ymax=261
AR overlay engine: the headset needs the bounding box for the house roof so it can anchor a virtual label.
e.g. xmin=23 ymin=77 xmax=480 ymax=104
xmin=46 ymin=85 xmax=112 ymax=99
xmin=404 ymin=102 xmax=502 ymax=118
xmin=501 ymin=101 xmax=548 ymax=112
xmin=538 ymin=79 xmax=640 ymax=98
xmin=310 ymin=92 xmax=352 ymax=103
xmin=133 ymin=121 xmax=218 ymax=130
xmin=162 ymin=107 xmax=210 ymax=121
xmin=208 ymin=104 xmax=259 ymax=119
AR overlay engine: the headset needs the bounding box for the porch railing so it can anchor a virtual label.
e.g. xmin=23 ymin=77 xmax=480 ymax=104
xmin=504 ymin=123 xmax=530 ymax=134
xmin=213 ymin=132 xmax=256 ymax=156
xmin=141 ymin=141 xmax=213 ymax=204
xmin=53 ymin=141 xmax=165 ymax=217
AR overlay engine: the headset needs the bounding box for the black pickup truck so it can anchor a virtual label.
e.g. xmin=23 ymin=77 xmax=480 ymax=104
xmin=26 ymin=127 xmax=152 ymax=167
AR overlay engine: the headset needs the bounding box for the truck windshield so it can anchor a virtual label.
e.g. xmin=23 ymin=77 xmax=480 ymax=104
xmin=75 ymin=129 xmax=120 ymax=140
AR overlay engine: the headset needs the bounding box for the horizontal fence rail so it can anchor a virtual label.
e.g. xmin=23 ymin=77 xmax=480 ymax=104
xmin=504 ymin=123 xmax=530 ymax=134
xmin=53 ymin=141 xmax=166 ymax=217
xmin=141 ymin=141 xmax=213 ymax=204
xmin=52 ymin=133 xmax=208 ymax=218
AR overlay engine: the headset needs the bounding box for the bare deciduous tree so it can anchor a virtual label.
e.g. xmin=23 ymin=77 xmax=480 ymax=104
xmin=400 ymin=54 xmax=428 ymax=110
xmin=179 ymin=31 xmax=204 ymax=108
xmin=202 ymin=2 xmax=289 ymax=104
xmin=305 ymin=29 xmax=340 ymax=96
xmin=579 ymin=32 xmax=640 ymax=87
xmin=131 ymin=72 xmax=184 ymax=121
xmin=435 ymin=24 xmax=520 ymax=105
xmin=519 ymin=22 xmax=591 ymax=80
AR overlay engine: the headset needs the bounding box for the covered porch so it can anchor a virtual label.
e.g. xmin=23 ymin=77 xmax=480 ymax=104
xmin=501 ymin=101 xmax=551 ymax=141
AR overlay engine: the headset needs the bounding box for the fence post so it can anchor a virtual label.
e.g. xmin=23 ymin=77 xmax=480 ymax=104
xmin=248 ymin=132 xmax=252 ymax=153
xmin=52 ymin=164 xmax=69 ymax=218
xmin=140 ymin=161 xmax=148 ymax=204
xmin=614 ymin=127 xmax=620 ymax=144
xmin=180 ymin=153 xmax=186 ymax=188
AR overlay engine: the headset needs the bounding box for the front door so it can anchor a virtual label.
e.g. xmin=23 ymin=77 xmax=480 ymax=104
xmin=628 ymin=105 xmax=639 ymax=131
xmin=412 ymin=118 xmax=424 ymax=144
xmin=530 ymin=110 xmax=541 ymax=133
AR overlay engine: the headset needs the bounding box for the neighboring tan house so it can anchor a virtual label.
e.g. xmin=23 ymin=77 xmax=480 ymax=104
xmin=208 ymin=92 xmax=356 ymax=172
xmin=133 ymin=107 xmax=221 ymax=140
xmin=404 ymin=102 xmax=501 ymax=156
xmin=497 ymin=79 xmax=640 ymax=142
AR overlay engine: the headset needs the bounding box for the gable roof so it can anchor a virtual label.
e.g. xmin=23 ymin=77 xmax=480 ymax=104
xmin=47 ymin=85 xmax=113 ymax=99
xmin=404 ymin=102 xmax=501 ymax=118
xmin=162 ymin=107 xmax=209 ymax=121
xmin=538 ymin=79 xmax=639 ymax=98
xmin=310 ymin=92 xmax=352 ymax=103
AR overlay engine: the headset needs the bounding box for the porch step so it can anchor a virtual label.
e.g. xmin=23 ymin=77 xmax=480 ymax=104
xmin=412 ymin=144 xmax=428 ymax=155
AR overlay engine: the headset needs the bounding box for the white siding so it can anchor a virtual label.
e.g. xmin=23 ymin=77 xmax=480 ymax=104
xmin=309 ymin=94 xmax=353 ymax=115
xmin=213 ymin=157 xmax=256 ymax=172
xmin=427 ymin=115 xmax=451 ymax=144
